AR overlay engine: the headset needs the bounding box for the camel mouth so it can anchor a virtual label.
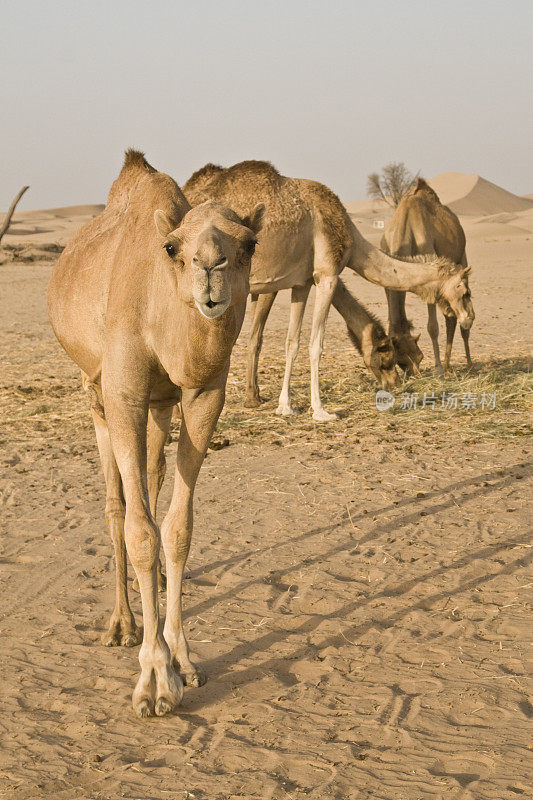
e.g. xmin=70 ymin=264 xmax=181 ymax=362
xmin=382 ymin=370 xmax=401 ymax=391
xmin=194 ymin=298 xmax=231 ymax=319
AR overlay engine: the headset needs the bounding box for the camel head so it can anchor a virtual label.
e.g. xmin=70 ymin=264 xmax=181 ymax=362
xmin=360 ymin=327 xmax=401 ymax=392
xmin=438 ymin=266 xmax=475 ymax=330
xmin=154 ymin=201 xmax=264 ymax=320
xmin=391 ymin=330 xmax=423 ymax=376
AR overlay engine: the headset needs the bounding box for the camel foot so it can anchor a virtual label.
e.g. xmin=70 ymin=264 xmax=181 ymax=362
xmin=275 ymin=404 xmax=298 ymax=416
xmin=102 ymin=615 xmax=141 ymax=647
xmin=133 ymin=644 xmax=184 ymax=718
xmin=132 ymin=569 xmax=166 ymax=593
xmin=165 ymin=632 xmax=207 ymax=688
xmin=312 ymin=408 xmax=338 ymax=423
xmin=133 ymin=676 xmax=183 ymax=718
xmin=243 ymin=395 xmax=261 ymax=408
xmin=136 ymin=699 xmax=153 ymax=718
xmin=180 ymin=664 xmax=207 ymax=688
xmin=434 ymin=365 xmax=445 ymax=378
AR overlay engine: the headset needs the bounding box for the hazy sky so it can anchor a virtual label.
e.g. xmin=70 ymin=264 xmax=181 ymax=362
xmin=2 ymin=0 xmax=532 ymax=210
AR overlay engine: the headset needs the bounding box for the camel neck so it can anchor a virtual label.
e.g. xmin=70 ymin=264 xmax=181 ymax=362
xmin=348 ymin=220 xmax=440 ymax=297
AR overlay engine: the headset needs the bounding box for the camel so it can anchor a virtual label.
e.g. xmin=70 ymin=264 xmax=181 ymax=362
xmin=245 ymin=281 xmax=398 ymax=416
xmin=184 ymin=161 xmax=475 ymax=420
xmin=47 ymin=150 xmax=263 ymax=717
xmin=381 ymin=178 xmax=474 ymax=375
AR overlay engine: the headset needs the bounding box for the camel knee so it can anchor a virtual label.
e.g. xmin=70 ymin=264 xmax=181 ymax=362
xmin=162 ymin=517 xmax=192 ymax=565
xmin=125 ymin=513 xmax=160 ymax=572
xmin=427 ymin=319 xmax=439 ymax=341
xmin=309 ymin=338 xmax=323 ymax=363
xmin=249 ymin=329 xmax=263 ymax=352
xmin=164 ymin=533 xmax=192 ymax=566
xmin=286 ymin=333 xmax=300 ymax=359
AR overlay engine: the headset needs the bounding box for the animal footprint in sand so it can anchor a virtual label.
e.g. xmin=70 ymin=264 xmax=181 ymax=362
xmin=379 ymin=685 xmax=421 ymax=727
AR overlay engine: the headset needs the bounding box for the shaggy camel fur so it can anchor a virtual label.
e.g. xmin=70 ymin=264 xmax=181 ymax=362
xmin=381 ymin=178 xmax=474 ymax=375
xmin=48 ymin=151 xmax=263 ymax=717
xmin=184 ymin=161 xmax=474 ymax=420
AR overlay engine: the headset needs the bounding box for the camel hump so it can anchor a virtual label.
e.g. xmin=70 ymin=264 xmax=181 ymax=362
xmin=122 ymin=149 xmax=156 ymax=173
xmin=414 ymin=177 xmax=430 ymax=191
xmin=107 ymin=149 xmax=161 ymax=207
xmin=226 ymin=160 xmax=280 ymax=179
xmin=413 ymin=177 xmax=440 ymax=202
xmin=186 ymin=163 xmax=224 ymax=186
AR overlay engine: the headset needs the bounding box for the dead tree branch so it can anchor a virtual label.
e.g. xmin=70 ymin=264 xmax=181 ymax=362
xmin=0 ymin=186 xmax=30 ymax=245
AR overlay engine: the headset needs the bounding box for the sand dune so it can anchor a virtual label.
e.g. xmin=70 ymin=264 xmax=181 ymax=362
xmin=1 ymin=204 xmax=105 ymax=221
xmin=345 ymin=174 xmax=533 ymax=221
xmin=428 ymin=173 xmax=533 ymax=216
xmin=0 ymin=204 xmax=104 ymax=250
xmin=473 ymin=208 xmax=533 ymax=233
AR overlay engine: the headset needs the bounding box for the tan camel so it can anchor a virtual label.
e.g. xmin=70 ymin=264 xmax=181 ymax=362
xmin=184 ymin=161 xmax=474 ymax=420
xmin=381 ymin=178 xmax=474 ymax=375
xmin=244 ymin=281 xmax=398 ymax=415
xmin=47 ymin=151 xmax=263 ymax=717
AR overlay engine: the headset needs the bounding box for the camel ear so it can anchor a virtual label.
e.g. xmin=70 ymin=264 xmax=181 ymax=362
xmin=414 ymin=333 xmax=421 ymax=343
xmin=154 ymin=209 xmax=173 ymax=238
xmin=242 ymin=203 xmax=265 ymax=236
xmin=460 ymin=266 xmax=471 ymax=278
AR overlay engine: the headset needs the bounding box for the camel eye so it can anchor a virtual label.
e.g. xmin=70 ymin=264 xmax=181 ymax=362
xmin=164 ymin=243 xmax=176 ymax=257
xmin=244 ymin=238 xmax=256 ymax=257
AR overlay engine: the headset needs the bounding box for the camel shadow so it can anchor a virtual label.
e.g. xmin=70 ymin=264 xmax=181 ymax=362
xmin=181 ymin=460 xmax=532 ymax=711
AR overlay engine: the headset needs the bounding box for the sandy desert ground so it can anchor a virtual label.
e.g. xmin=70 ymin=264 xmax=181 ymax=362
xmin=0 ymin=174 xmax=532 ymax=800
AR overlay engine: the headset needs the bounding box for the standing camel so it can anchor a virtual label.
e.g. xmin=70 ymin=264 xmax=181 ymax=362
xmin=381 ymin=178 xmax=474 ymax=375
xmin=48 ymin=151 xmax=263 ymax=717
xmin=244 ymin=282 xmax=398 ymax=416
xmin=184 ymin=161 xmax=475 ymax=420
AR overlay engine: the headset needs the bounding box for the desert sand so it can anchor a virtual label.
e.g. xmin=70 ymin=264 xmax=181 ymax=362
xmin=0 ymin=173 xmax=531 ymax=799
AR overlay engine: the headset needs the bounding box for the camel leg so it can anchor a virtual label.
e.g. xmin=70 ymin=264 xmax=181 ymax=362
xmin=444 ymin=315 xmax=457 ymax=375
xmin=427 ymin=303 xmax=444 ymax=376
xmin=458 ymin=252 xmax=473 ymax=369
xmin=276 ymin=281 xmax=312 ymax=415
xmin=103 ymin=366 xmax=182 ymax=718
xmin=244 ymin=292 xmax=277 ymax=407
xmin=162 ymin=386 xmax=226 ymax=687
xmin=131 ymin=405 xmax=173 ymax=592
xmin=309 ymin=275 xmax=338 ymax=422
xmin=386 ymin=289 xmax=408 ymax=333
xmin=91 ymin=408 xmax=141 ymax=648
xmin=461 ymin=326 xmax=473 ymax=368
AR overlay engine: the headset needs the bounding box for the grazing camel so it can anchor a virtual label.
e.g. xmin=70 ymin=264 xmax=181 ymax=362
xmin=381 ymin=178 xmax=474 ymax=375
xmin=184 ymin=161 xmax=475 ymax=421
xmin=245 ymin=281 xmax=397 ymax=416
xmin=48 ymin=151 xmax=263 ymax=717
